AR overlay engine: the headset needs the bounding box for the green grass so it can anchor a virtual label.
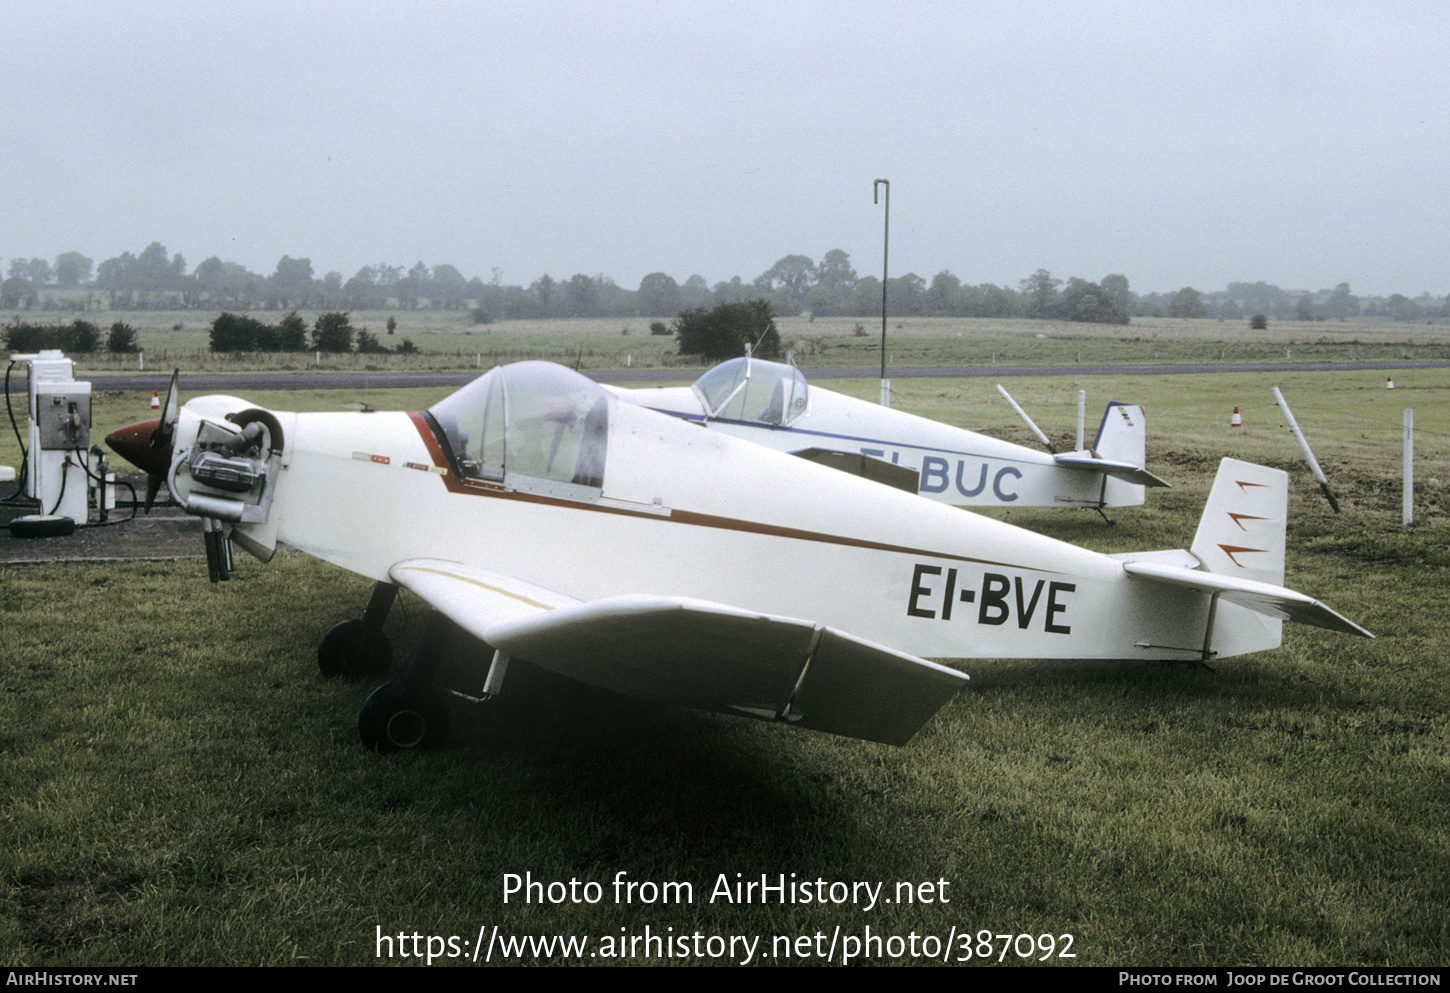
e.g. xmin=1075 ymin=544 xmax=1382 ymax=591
xmin=1 ymin=327 xmax=1447 ymax=966
xmin=0 ymin=522 xmax=1444 ymax=966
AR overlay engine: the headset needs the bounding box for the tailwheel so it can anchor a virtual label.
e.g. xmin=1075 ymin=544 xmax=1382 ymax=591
xmin=318 ymin=619 xmax=393 ymax=678
xmin=359 ymin=681 xmax=450 ymax=752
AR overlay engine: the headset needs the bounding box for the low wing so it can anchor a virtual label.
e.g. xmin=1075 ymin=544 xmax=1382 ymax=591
xmin=1053 ymin=452 xmax=1172 ymax=488
xmin=389 ymin=559 xmax=969 ymax=745
xmin=1121 ymin=560 xmax=1373 ymax=638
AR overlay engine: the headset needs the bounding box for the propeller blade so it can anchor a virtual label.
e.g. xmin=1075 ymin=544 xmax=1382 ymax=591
xmin=152 ymin=369 xmax=180 ymax=450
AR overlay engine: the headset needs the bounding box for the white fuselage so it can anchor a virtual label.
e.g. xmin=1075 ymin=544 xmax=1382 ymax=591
xmin=252 ymin=397 xmax=1263 ymax=663
xmin=613 ymin=383 xmax=1143 ymax=508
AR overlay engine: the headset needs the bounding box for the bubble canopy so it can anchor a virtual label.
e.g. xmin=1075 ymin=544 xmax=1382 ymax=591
xmin=427 ymin=362 xmax=609 ymax=494
xmin=691 ymin=356 xmax=809 ymax=427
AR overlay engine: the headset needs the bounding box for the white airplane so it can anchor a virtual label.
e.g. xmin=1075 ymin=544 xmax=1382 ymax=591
xmin=106 ymin=361 xmax=1370 ymax=753
xmin=608 ymin=356 xmax=1170 ymax=512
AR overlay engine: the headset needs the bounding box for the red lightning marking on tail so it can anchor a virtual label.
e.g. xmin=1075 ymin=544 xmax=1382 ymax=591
xmin=1227 ymin=512 xmax=1268 ymax=530
xmin=1235 ymin=479 xmax=1269 ymax=492
xmin=1218 ymin=544 xmax=1267 ymax=567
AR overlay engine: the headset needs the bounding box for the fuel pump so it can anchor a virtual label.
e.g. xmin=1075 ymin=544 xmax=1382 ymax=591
xmin=9 ymin=349 xmax=94 ymax=526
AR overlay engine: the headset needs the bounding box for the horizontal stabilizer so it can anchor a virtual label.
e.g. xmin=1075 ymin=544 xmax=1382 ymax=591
xmin=1122 ymin=560 xmax=1373 ymax=638
xmin=792 ymin=447 xmax=921 ymax=493
xmin=1053 ymin=452 xmax=1171 ymax=488
xmin=389 ymin=559 xmax=969 ymax=744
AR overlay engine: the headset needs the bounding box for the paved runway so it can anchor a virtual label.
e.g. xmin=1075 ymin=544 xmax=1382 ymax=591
xmin=69 ymin=357 xmax=1450 ymax=395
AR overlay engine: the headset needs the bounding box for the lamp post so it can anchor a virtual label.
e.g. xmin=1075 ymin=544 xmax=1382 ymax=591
xmin=874 ymin=178 xmax=890 ymax=406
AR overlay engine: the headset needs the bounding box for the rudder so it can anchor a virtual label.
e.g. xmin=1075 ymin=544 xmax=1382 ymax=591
xmin=1191 ymin=457 xmax=1287 ymax=587
xmin=1092 ymin=402 xmax=1147 ymax=469
xmin=1093 ymin=402 xmax=1148 ymax=506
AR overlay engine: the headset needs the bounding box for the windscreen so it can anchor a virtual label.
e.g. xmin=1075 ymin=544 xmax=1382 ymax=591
xmin=428 ymin=362 xmax=609 ymax=490
xmin=690 ymin=357 xmax=808 ymax=426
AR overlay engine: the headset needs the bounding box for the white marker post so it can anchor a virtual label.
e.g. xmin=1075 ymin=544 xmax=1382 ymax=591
xmin=1271 ymin=386 xmax=1340 ymax=513
xmin=1404 ymin=408 xmax=1414 ymax=526
xmin=1077 ymin=390 xmax=1086 ymax=450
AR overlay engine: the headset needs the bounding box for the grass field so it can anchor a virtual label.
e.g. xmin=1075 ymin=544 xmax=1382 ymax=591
xmin=1 ymin=321 xmax=1447 ymax=966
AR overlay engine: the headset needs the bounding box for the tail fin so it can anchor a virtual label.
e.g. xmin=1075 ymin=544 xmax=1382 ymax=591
xmin=1051 ymin=402 xmax=1170 ymax=505
xmin=1121 ymin=458 xmax=1371 ymax=657
xmin=1191 ymin=457 xmax=1287 ymax=586
xmin=1093 ymin=401 xmax=1147 ymax=470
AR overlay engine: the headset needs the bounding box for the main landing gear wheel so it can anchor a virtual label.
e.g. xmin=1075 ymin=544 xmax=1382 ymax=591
xmin=317 ymin=620 xmax=393 ymax=678
xmin=359 ymin=681 xmax=450 ymax=753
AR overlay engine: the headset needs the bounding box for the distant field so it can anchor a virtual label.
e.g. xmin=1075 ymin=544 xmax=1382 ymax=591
xmin=1 ymin=325 xmax=1446 ymax=966
xmin=8 ymin=312 xmax=1449 ymax=375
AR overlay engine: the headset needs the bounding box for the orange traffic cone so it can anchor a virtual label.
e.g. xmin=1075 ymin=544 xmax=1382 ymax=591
xmin=150 ymin=391 xmax=160 ymax=410
xmin=1230 ymin=406 xmax=1242 ymax=428
xmin=1387 ymin=376 xmax=1395 ymax=390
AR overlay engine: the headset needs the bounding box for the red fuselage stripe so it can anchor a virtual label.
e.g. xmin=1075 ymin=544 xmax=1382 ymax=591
xmin=405 ymin=412 xmax=1054 ymax=573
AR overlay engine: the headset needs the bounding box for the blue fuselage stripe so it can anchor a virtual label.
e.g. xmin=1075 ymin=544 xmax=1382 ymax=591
xmin=650 ymin=408 xmax=1044 ymax=469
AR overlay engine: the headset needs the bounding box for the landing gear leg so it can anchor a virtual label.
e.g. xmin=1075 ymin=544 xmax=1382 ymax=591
xmin=318 ymin=581 xmax=396 ymax=678
xmin=358 ymin=610 xmax=454 ymax=752
xmin=203 ymin=519 xmax=232 ymax=582
xmin=1094 ymin=476 xmax=1115 ymax=526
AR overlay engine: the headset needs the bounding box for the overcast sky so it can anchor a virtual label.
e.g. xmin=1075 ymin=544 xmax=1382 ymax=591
xmin=4 ymin=0 xmax=1446 ymax=298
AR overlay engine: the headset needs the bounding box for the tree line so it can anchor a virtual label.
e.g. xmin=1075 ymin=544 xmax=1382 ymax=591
xmin=0 ymin=311 xmax=418 ymax=356
xmin=5 ymin=242 xmax=1447 ymax=325
xmin=3 ymin=318 xmax=140 ymax=354
xmin=206 ymin=311 xmax=416 ymax=355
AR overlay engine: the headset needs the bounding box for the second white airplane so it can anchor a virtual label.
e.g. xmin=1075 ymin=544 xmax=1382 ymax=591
xmin=609 ymin=356 xmax=1169 ymax=511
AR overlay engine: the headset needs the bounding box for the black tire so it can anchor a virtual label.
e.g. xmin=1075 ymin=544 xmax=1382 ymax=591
xmin=9 ymin=515 xmax=76 ymax=538
xmin=359 ymin=681 xmax=450 ymax=753
xmin=317 ymin=620 xmax=392 ymax=678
